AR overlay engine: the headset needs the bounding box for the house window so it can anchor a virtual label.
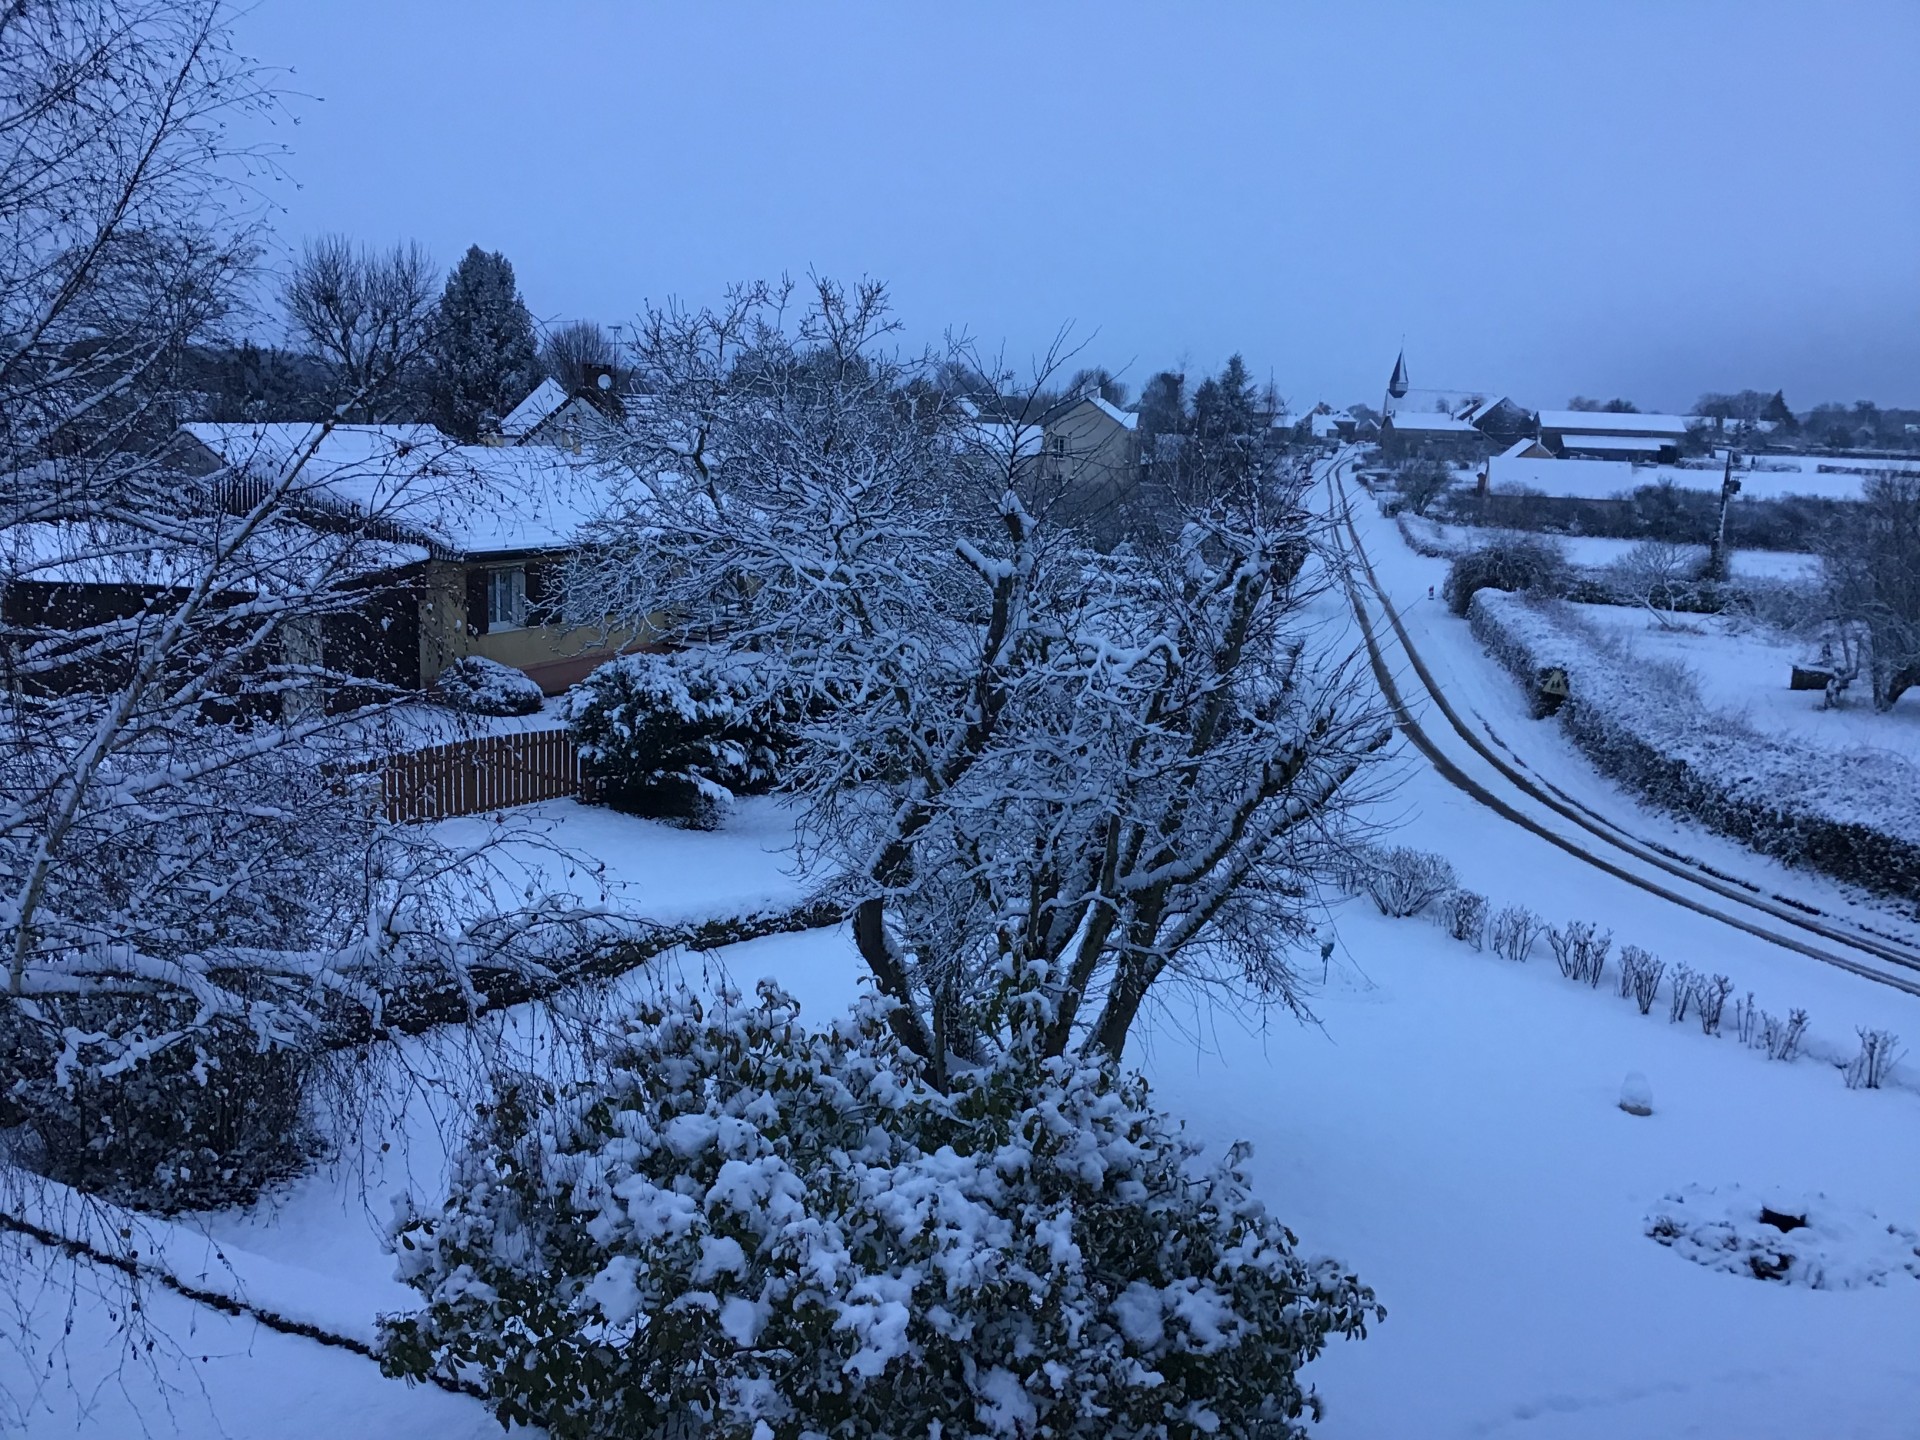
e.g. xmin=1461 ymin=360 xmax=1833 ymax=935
xmin=486 ymin=567 xmax=525 ymax=630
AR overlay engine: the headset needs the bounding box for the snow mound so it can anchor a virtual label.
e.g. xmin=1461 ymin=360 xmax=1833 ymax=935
xmin=1646 ymin=1183 xmax=1920 ymax=1289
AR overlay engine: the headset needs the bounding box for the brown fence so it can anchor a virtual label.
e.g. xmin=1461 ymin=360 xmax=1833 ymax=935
xmin=379 ymin=729 xmax=586 ymax=823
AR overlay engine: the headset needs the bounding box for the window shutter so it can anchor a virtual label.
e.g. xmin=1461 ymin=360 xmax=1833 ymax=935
xmin=466 ymin=568 xmax=489 ymax=636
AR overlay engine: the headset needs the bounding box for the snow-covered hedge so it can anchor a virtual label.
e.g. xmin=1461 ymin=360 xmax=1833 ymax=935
xmin=431 ymin=655 xmax=545 ymax=716
xmin=1442 ymin=537 xmax=1569 ymax=616
xmin=565 ymin=650 xmax=789 ymax=828
xmin=0 ymin=996 xmax=319 ymax=1211
xmin=1470 ymin=591 xmax=1920 ymax=898
xmin=380 ymin=981 xmax=1382 ymax=1439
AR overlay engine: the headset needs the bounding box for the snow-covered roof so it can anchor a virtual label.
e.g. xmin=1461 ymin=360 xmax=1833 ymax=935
xmin=498 ymin=378 xmax=570 ymax=440
xmin=1386 ymin=411 xmax=1481 ymax=434
xmin=1088 ymin=395 xmax=1139 ymax=431
xmin=1 ymin=520 xmax=427 ymax=591
xmin=180 ymin=423 xmax=616 ymax=559
xmin=1498 ymin=436 xmax=1548 ymax=459
xmin=1460 ymin=396 xmax=1516 ymax=425
xmin=1537 ymin=410 xmax=1691 ymax=438
xmin=1558 ymin=433 xmax=1673 ymax=454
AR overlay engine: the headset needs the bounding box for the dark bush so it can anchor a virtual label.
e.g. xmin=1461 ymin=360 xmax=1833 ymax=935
xmin=0 ymin=997 xmax=320 ymax=1212
xmin=1443 ymin=537 xmax=1568 ymax=616
xmin=431 ymin=655 xmax=545 ymax=716
xmin=1361 ymin=846 xmax=1458 ymax=917
xmin=565 ymin=650 xmax=791 ymax=828
xmin=1442 ymin=889 xmax=1488 ymax=948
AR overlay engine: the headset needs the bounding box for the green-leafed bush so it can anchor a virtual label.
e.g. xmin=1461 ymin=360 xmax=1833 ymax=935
xmin=381 ymin=981 xmax=1382 ymax=1439
xmin=0 ymin=997 xmax=320 ymax=1212
xmin=565 ymin=651 xmax=790 ymax=828
xmin=431 ymin=655 xmax=546 ymax=716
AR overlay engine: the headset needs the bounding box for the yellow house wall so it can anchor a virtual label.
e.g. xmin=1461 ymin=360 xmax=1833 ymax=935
xmin=416 ymin=559 xmax=649 ymax=695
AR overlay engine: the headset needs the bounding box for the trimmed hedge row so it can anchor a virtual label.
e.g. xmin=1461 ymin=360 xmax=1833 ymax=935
xmin=1469 ymin=591 xmax=1920 ymax=901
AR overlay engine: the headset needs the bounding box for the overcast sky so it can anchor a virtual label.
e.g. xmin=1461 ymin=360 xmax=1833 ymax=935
xmin=234 ymin=1 xmax=1919 ymax=414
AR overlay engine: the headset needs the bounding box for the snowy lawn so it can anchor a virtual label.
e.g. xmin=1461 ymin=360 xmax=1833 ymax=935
xmin=430 ymin=793 xmax=819 ymax=925
xmin=1565 ymin=603 xmax=1920 ymax=763
xmin=1483 ymin=455 xmax=1919 ymax=503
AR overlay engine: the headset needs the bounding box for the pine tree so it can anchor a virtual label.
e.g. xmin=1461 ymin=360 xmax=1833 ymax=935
xmin=430 ymin=245 xmax=540 ymax=441
xmin=1136 ymin=370 xmax=1187 ymax=436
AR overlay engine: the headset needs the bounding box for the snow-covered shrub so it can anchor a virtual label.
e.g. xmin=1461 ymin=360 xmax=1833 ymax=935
xmin=1695 ymin=973 xmax=1733 ymax=1036
xmin=380 ymin=981 xmax=1383 ymax=1440
xmin=1360 ymin=846 xmax=1457 ymax=918
xmin=1732 ymin=990 xmax=1757 ymax=1044
xmin=1646 ymin=1184 xmax=1920 ymax=1289
xmin=1441 ymin=889 xmax=1487 ymax=949
xmin=430 ymin=655 xmax=545 ymax=716
xmin=1489 ymin=904 xmax=1543 ymax=963
xmin=1436 ymin=889 xmax=1484 ymax=946
xmin=1469 ymin=590 xmax=1920 ymax=899
xmin=1669 ymin=965 xmax=1699 ymax=1025
xmin=1752 ymin=1007 xmax=1810 ymax=1062
xmin=1545 ymin=920 xmax=1611 ymax=988
xmin=0 ymin=997 xmax=318 ymax=1211
xmin=1844 ymin=1029 xmax=1902 ymax=1090
xmin=565 ymin=650 xmax=791 ymax=828
xmin=1441 ymin=536 xmax=1567 ymax=617
xmin=1618 ymin=945 xmax=1664 ymax=1015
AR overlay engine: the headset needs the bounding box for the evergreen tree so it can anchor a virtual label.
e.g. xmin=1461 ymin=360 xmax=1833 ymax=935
xmin=1136 ymin=369 xmax=1187 ymax=436
xmin=1193 ymin=353 xmax=1260 ymax=441
xmin=430 ymin=245 xmax=540 ymax=441
xmin=1763 ymin=389 xmax=1795 ymax=427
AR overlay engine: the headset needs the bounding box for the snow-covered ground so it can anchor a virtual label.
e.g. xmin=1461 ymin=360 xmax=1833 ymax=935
xmin=23 ymin=767 xmax=1919 ymax=1440
xmin=1405 ymin=516 xmax=1820 ymax=582
xmin=1568 ymin=604 xmax=1920 ymax=763
xmin=1354 ymin=480 xmax=1920 ymax=946
xmin=11 ymin=475 xmax=1920 ymax=1440
xmin=1481 ymin=454 xmax=1920 ymax=503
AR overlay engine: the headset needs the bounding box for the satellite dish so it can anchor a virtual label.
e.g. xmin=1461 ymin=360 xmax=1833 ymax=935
xmin=596 ymin=371 xmax=612 ymax=390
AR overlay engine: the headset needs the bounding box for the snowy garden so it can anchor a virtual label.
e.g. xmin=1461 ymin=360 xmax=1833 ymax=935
xmin=4 ymin=5 xmax=1920 ymax=1440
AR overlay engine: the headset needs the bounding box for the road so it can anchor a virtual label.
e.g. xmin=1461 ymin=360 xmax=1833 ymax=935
xmin=1318 ymin=449 xmax=1920 ymax=1000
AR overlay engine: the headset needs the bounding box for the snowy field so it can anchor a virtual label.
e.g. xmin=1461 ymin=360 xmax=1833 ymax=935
xmin=1481 ymin=454 xmax=1918 ymax=503
xmin=1568 ymin=604 xmax=1920 ymax=764
xmin=1404 ymin=516 xmax=1821 ymax=582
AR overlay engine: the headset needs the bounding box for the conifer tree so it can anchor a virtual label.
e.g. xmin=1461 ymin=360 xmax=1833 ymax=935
xmin=430 ymin=245 xmax=540 ymax=441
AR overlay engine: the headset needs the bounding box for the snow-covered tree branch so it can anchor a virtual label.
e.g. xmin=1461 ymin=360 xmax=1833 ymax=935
xmin=573 ymin=279 xmax=1391 ymax=1077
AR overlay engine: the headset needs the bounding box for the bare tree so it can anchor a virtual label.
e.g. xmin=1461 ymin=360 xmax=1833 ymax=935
xmin=574 ymin=279 xmax=1391 ymax=1078
xmin=1392 ymin=458 xmax=1453 ymax=518
xmin=1608 ymin=539 xmax=1707 ymax=629
xmin=540 ymin=318 xmax=621 ymax=394
xmin=1818 ymin=473 xmax=1920 ymax=710
xmin=281 ymin=235 xmax=438 ymax=420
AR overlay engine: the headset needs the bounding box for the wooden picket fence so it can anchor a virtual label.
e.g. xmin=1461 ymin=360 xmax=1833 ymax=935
xmin=378 ymin=728 xmax=586 ymax=823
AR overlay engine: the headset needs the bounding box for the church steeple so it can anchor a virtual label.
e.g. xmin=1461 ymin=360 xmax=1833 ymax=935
xmin=1387 ymin=348 xmax=1410 ymax=401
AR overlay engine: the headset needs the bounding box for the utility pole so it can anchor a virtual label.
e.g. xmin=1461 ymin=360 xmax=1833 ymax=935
xmin=1706 ymin=448 xmax=1742 ymax=581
